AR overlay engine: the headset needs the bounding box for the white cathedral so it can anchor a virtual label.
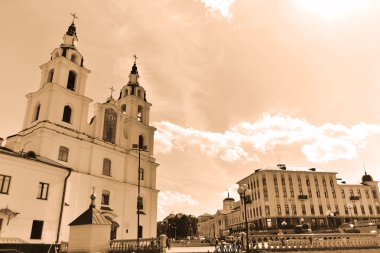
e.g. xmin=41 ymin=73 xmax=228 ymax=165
xmin=0 ymin=19 xmax=159 ymax=243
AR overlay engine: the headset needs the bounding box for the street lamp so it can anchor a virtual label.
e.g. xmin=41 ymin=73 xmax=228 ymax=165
xmin=132 ymin=142 xmax=148 ymax=253
xmin=237 ymin=184 xmax=252 ymax=253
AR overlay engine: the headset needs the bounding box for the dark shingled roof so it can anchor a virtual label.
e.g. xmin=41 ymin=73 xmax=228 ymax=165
xmin=69 ymin=206 xmax=112 ymax=226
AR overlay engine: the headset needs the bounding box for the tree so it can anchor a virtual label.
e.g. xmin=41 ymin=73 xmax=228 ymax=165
xmin=157 ymin=213 xmax=198 ymax=239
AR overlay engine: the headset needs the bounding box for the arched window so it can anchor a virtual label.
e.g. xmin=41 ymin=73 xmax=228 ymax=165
xmin=101 ymin=190 xmax=110 ymax=205
xmin=121 ymin=104 xmax=126 ymax=114
xmin=102 ymin=109 xmax=117 ymax=144
xmin=137 ymin=89 xmax=141 ymax=97
xmin=33 ymin=103 xmax=41 ymax=122
xmin=138 ymin=135 xmax=144 ymax=148
xmin=102 ymin=158 xmax=111 ymax=176
xmin=62 ymin=105 xmax=72 ymax=123
xmin=58 ymin=146 xmax=69 ymax=162
xmin=67 ymin=71 xmax=76 ymax=91
xmin=137 ymin=105 xmax=143 ymax=122
xmin=124 ymin=89 xmax=128 ymax=96
xmin=47 ymin=69 xmax=54 ymax=83
xmin=71 ymin=54 xmax=77 ymax=63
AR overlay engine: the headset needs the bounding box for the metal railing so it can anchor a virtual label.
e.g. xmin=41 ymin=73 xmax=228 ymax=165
xmin=109 ymin=238 xmax=160 ymax=253
xmin=248 ymin=233 xmax=380 ymax=251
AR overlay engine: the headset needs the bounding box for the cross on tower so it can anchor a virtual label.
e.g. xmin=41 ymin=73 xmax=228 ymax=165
xmin=71 ymin=13 xmax=79 ymax=23
xmin=109 ymin=86 xmax=115 ymax=98
xmin=133 ymin=54 xmax=138 ymax=64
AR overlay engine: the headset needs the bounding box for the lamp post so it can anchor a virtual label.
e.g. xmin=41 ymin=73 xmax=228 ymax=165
xmin=238 ymin=184 xmax=252 ymax=253
xmin=132 ymin=143 xmax=147 ymax=253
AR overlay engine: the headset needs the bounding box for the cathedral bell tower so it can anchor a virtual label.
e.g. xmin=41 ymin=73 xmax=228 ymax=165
xmin=22 ymin=16 xmax=92 ymax=133
xmin=115 ymin=57 xmax=155 ymax=156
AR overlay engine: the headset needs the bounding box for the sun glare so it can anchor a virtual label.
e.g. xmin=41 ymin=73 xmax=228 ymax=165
xmin=295 ymin=0 xmax=368 ymax=20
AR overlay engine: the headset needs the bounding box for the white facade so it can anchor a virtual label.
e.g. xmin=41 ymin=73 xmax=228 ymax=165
xmin=198 ymin=164 xmax=380 ymax=237
xmin=0 ymin=21 xmax=159 ymax=243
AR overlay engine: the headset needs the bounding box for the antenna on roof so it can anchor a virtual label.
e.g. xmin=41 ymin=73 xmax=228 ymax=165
xmin=276 ymin=154 xmax=282 ymax=164
xmin=362 ymin=162 xmax=367 ymax=175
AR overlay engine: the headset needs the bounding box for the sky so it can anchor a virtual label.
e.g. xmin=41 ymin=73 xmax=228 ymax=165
xmin=1 ymin=0 xmax=380 ymax=221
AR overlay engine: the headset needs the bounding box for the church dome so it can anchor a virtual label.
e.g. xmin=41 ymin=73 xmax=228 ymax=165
xmin=362 ymin=172 xmax=373 ymax=182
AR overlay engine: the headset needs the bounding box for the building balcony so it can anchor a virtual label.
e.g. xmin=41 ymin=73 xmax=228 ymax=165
xmin=298 ymin=195 xmax=308 ymax=200
xmin=349 ymin=196 xmax=360 ymax=201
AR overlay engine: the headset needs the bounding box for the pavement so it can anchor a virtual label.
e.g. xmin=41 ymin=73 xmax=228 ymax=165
xmin=167 ymin=246 xmax=215 ymax=253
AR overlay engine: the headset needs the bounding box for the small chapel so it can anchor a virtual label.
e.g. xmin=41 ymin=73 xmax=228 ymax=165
xmin=0 ymin=16 xmax=159 ymax=243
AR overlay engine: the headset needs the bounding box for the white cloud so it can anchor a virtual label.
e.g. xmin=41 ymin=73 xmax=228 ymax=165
xmin=221 ymin=184 xmax=240 ymax=200
xmin=158 ymin=190 xmax=199 ymax=218
xmin=199 ymin=0 xmax=235 ymax=18
xmin=154 ymin=113 xmax=380 ymax=163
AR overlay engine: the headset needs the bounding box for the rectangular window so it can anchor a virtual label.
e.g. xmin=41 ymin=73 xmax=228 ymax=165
xmin=365 ymin=190 xmax=370 ymax=199
xmin=275 ymin=188 xmax=279 ymax=197
xmin=341 ymin=189 xmax=345 ymax=198
xmin=308 ymin=189 xmax=312 ymax=198
xmin=345 ymin=205 xmax=349 ymax=215
xmin=262 ymin=177 xmax=266 ymax=186
xmin=273 ymin=176 xmax=278 ymax=186
xmin=0 ymin=175 xmax=11 ymax=194
xmin=266 ymin=218 xmax=272 ymax=228
xmin=288 ymin=176 xmax=293 ymax=186
xmin=353 ymin=205 xmax=358 ymax=215
xmin=290 ymin=189 xmax=294 ymax=197
xmin=319 ymin=205 xmax=323 ymax=215
xmin=265 ymin=206 xmax=270 ymax=216
xmin=349 ymin=189 xmax=354 ymax=197
xmin=316 ymin=189 xmax=320 ymax=198
xmin=101 ymin=190 xmax=110 ymax=205
xmin=277 ymin=205 xmax=281 ymax=215
xmin=324 ymin=191 xmax=328 ymax=198
xmin=330 ymin=178 xmax=334 ymax=187
xmin=369 ymin=205 xmax=373 ymax=215
xmin=314 ymin=178 xmax=319 ymax=186
xmin=37 ymin=183 xmax=49 ymax=200
xmin=301 ymin=205 xmax=306 ymax=215
xmin=361 ymin=205 xmax=365 ymax=215
xmin=281 ymin=176 xmax=286 ymax=185
xmin=335 ymin=205 xmax=339 ymax=215
xmin=285 ymin=205 xmax=290 ymax=215
xmin=58 ymin=146 xmax=69 ymax=162
xmin=283 ymin=189 xmax=287 ymax=197
xmin=292 ymin=205 xmax=297 ymax=215
xmin=306 ymin=178 xmax=310 ymax=186
xmin=373 ymin=190 xmax=378 ymax=198
xmin=332 ymin=190 xmax=336 ymax=198
xmin=310 ymin=205 xmax=315 ymax=215
xmin=322 ymin=178 xmax=326 ymax=186
xmin=263 ymin=189 xmax=268 ymax=198
xmin=357 ymin=190 xmax=361 ymax=198
xmin=30 ymin=220 xmax=44 ymax=239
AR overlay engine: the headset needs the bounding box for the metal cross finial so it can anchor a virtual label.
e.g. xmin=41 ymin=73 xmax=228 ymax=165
xmin=71 ymin=13 xmax=79 ymax=23
xmin=133 ymin=54 xmax=138 ymax=64
xmin=109 ymin=86 xmax=115 ymax=98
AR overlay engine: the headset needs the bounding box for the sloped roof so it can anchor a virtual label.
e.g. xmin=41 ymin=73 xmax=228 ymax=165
xmin=69 ymin=206 xmax=112 ymax=226
xmin=0 ymin=147 xmax=71 ymax=170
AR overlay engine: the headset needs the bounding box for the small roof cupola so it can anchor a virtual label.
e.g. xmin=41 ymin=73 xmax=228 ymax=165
xmin=362 ymin=171 xmax=374 ymax=183
xmin=69 ymin=189 xmax=111 ymax=226
xmin=128 ymin=55 xmax=140 ymax=85
xmin=62 ymin=13 xmax=79 ymax=47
